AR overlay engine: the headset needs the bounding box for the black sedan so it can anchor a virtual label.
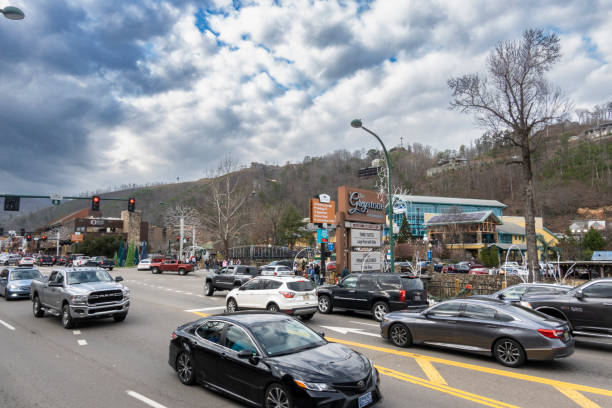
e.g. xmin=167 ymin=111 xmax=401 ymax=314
xmin=381 ymin=298 xmax=574 ymax=367
xmin=169 ymin=312 xmax=382 ymax=408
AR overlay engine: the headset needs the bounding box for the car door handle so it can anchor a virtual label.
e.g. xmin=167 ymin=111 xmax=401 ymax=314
xmin=348 ymin=290 xmax=356 ymax=293
xmin=604 ymin=303 xmax=612 ymax=306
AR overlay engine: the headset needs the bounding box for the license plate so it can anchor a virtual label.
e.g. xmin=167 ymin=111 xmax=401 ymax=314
xmin=564 ymin=331 xmax=569 ymax=341
xmin=414 ymin=295 xmax=421 ymax=300
xmin=304 ymin=294 xmax=310 ymax=300
xmin=358 ymin=392 xmax=373 ymax=408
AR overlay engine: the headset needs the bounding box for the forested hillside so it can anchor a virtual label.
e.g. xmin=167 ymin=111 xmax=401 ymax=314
xmin=7 ymin=118 xmax=611 ymax=240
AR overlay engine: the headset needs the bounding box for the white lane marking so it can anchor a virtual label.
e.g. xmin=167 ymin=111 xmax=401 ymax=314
xmin=0 ymin=319 xmax=16 ymax=331
xmin=77 ymin=339 xmax=88 ymax=346
xmin=197 ymin=295 xmax=203 ymax=298
xmin=166 ymin=288 xmax=172 ymax=291
xmin=73 ymin=330 xmax=81 ymax=335
xmin=184 ymin=292 xmax=193 ymax=295
xmin=349 ymin=321 xmax=380 ymax=327
xmin=174 ymin=290 xmax=184 ymax=293
xmin=126 ymin=390 xmax=169 ymax=408
xmin=319 ymin=325 xmax=379 ymax=337
xmin=184 ymin=306 xmax=226 ymax=312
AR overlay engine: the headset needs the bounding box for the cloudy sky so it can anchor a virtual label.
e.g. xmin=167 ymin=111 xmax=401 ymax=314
xmin=0 ymin=0 xmax=610 ymax=195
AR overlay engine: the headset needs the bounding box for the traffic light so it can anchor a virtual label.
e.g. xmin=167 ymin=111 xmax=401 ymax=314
xmin=176 ymin=235 xmax=180 ymax=241
xmin=128 ymin=197 xmax=135 ymax=212
xmin=3 ymin=196 xmax=20 ymax=211
xmin=20 ymin=228 xmax=25 ymax=236
xmin=0 ymin=228 xmax=3 ymax=236
xmin=26 ymin=234 xmax=32 ymax=241
xmin=92 ymin=196 xmax=100 ymax=211
xmin=41 ymin=235 xmax=47 ymax=241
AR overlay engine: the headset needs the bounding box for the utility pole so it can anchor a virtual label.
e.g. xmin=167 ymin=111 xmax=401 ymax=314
xmin=179 ymin=217 xmax=184 ymax=262
xmin=56 ymin=229 xmax=60 ymax=257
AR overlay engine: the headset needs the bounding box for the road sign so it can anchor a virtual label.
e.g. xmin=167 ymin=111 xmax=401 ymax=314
xmin=316 ymin=229 xmax=329 ymax=243
xmin=309 ymin=199 xmax=335 ymax=224
xmin=3 ymin=196 xmax=20 ymax=211
xmin=427 ymin=250 xmax=433 ymax=261
xmin=50 ymin=194 xmax=63 ymax=201
xmin=350 ymin=229 xmax=382 ymax=247
xmin=327 ymin=243 xmax=335 ymax=251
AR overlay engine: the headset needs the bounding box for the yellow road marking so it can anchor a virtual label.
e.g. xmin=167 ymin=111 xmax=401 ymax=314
xmin=327 ymin=337 xmax=612 ymax=398
xmin=554 ymin=386 xmax=601 ymax=408
xmin=415 ymin=357 xmax=447 ymax=385
xmin=192 ymin=312 xmax=210 ymax=317
xmin=375 ymin=365 xmax=518 ymax=408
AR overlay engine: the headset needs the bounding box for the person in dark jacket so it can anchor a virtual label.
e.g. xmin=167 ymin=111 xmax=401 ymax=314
xmin=341 ymin=266 xmax=349 ymax=279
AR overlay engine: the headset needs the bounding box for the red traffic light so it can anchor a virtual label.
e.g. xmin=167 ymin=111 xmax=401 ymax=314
xmin=93 ymin=196 xmax=100 ymax=203
xmin=128 ymin=197 xmax=136 ymax=212
xmin=92 ymin=195 xmax=101 ymax=211
xmin=41 ymin=235 xmax=47 ymax=240
xmin=176 ymin=235 xmax=180 ymax=241
xmin=26 ymin=234 xmax=32 ymax=241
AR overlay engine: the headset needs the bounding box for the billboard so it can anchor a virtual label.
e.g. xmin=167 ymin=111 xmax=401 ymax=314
xmin=588 ymin=220 xmax=606 ymax=231
xmin=350 ymin=229 xmax=382 ymax=247
xmin=350 ymin=251 xmax=382 ymax=272
xmin=337 ymin=186 xmax=385 ymax=224
xmin=309 ymin=199 xmax=336 ymax=224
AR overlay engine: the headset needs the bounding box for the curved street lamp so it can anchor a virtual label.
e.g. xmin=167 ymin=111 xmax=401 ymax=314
xmin=0 ymin=6 xmax=25 ymax=20
xmin=351 ymin=119 xmax=395 ymax=274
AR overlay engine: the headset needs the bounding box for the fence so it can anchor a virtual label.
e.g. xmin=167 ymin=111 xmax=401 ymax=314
xmin=426 ymin=273 xmax=523 ymax=300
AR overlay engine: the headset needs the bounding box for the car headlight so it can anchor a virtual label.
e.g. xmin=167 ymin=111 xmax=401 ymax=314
xmin=294 ymin=379 xmax=335 ymax=392
xmin=520 ymin=301 xmax=532 ymax=308
xmin=71 ymin=295 xmax=88 ymax=304
xmin=8 ymin=284 xmax=19 ymax=290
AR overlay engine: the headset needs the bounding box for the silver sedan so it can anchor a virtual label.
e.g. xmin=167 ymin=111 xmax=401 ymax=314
xmin=380 ymin=298 xmax=574 ymax=367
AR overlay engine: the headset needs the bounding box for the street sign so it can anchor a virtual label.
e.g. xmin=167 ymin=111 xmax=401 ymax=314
xmin=316 ymin=229 xmax=329 ymax=243
xmin=427 ymin=250 xmax=433 ymax=261
xmin=50 ymin=194 xmax=63 ymax=201
xmin=327 ymin=243 xmax=335 ymax=251
xmin=319 ymin=193 xmax=331 ymax=203
xmin=3 ymin=196 xmax=20 ymax=211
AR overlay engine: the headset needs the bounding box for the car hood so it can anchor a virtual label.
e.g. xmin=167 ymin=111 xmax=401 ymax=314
xmin=67 ymin=282 xmax=124 ymax=293
xmin=267 ymin=342 xmax=371 ymax=383
xmin=9 ymin=279 xmax=37 ymax=286
xmin=386 ymin=310 xmax=423 ymax=320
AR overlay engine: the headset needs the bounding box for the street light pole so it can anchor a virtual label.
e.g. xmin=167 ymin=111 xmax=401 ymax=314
xmin=0 ymin=6 xmax=25 ymax=20
xmin=351 ymin=119 xmax=395 ymax=274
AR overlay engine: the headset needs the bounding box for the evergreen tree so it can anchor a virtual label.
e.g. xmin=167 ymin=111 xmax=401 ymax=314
xmin=583 ymin=228 xmax=606 ymax=252
xmin=489 ymin=247 xmax=500 ymax=267
xmin=125 ymin=243 xmax=135 ymax=267
xmin=479 ymin=247 xmax=491 ymax=267
xmin=397 ymin=214 xmax=412 ymax=244
xmin=278 ymin=205 xmax=307 ymax=248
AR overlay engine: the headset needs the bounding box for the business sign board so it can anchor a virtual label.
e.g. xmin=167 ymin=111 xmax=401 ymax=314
xmin=588 ymin=220 xmax=606 ymax=231
xmin=309 ymin=199 xmax=336 ymax=224
xmin=70 ymin=234 xmax=84 ymax=243
xmin=350 ymin=251 xmax=382 ymax=272
xmin=350 ymin=229 xmax=381 ymax=247
xmin=337 ymin=186 xmax=385 ymax=224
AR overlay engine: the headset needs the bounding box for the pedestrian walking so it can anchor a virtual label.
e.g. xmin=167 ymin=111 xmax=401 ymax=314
xmin=313 ymin=263 xmax=321 ymax=286
xmin=341 ymin=266 xmax=349 ymax=279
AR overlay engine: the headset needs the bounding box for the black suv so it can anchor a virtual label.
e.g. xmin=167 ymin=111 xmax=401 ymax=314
xmin=205 ymin=265 xmax=260 ymax=295
xmin=522 ymin=278 xmax=612 ymax=337
xmin=36 ymin=255 xmax=55 ymax=266
xmin=316 ymin=273 xmax=429 ymax=321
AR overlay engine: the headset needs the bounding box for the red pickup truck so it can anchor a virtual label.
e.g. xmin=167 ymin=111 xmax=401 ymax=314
xmin=150 ymin=259 xmax=194 ymax=275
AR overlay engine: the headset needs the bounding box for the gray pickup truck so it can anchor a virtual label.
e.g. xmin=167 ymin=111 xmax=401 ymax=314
xmin=204 ymin=265 xmax=260 ymax=296
xmin=30 ymin=267 xmax=130 ymax=329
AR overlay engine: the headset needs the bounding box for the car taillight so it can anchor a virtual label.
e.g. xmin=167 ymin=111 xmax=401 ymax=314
xmin=399 ymin=290 xmax=406 ymax=302
xmin=537 ymin=329 xmax=564 ymax=339
xmin=274 ymin=272 xmax=277 ymax=276
xmin=279 ymin=291 xmax=295 ymax=298
xmin=171 ymin=332 xmax=178 ymax=340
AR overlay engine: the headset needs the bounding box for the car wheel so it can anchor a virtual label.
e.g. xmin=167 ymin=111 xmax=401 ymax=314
xmin=227 ymin=298 xmax=238 ymax=313
xmin=372 ymin=301 xmax=389 ymax=322
xmin=389 ymin=323 xmax=412 ymax=347
xmin=267 ymin=303 xmax=280 ymax=312
xmin=33 ymin=296 xmax=45 ymax=317
xmin=176 ymin=352 xmax=196 ymax=385
xmin=493 ymin=338 xmax=525 ymax=368
xmin=318 ymin=295 xmax=332 ymax=314
xmin=265 ymin=383 xmax=293 ymax=408
xmin=109 ymin=267 xmax=113 ymax=271
xmin=204 ymin=282 xmax=214 ymax=296
xmin=61 ymin=304 xmax=75 ymax=329
xmin=300 ymin=313 xmax=314 ymax=321
xmin=178 ymin=268 xmax=185 ymax=276
xmin=113 ymin=312 xmax=128 ymax=322
xmin=152 ymin=267 xmax=159 ymax=274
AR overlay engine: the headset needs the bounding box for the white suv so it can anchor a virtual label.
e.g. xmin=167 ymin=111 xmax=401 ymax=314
xmin=73 ymin=256 xmax=90 ymax=267
xmin=225 ymin=276 xmax=318 ymax=320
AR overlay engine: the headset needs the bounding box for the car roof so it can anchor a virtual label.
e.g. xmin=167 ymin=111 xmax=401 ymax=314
xmin=253 ymin=276 xmax=307 ymax=282
xmin=51 ymin=267 xmax=104 ymax=272
xmin=347 ymin=273 xmax=421 ymax=278
xmin=6 ymin=266 xmax=40 ymax=272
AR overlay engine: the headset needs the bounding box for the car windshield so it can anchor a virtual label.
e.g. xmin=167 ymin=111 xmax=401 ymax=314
xmin=10 ymin=270 xmax=43 ymax=281
xmin=249 ymin=318 xmax=325 ymax=357
xmin=67 ymin=270 xmax=113 ymax=284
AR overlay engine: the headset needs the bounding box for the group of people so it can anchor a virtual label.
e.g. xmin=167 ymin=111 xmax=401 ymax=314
xmin=204 ymin=258 xmax=241 ymax=270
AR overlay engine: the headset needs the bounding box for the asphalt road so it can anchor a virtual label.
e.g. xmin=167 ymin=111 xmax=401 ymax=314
xmin=1 ymin=267 xmax=612 ymax=408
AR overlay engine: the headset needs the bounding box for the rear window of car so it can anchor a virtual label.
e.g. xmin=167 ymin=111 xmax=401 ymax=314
xmin=286 ymin=280 xmax=315 ymax=292
xmin=401 ymin=277 xmax=424 ymax=291
xmin=278 ymin=266 xmax=291 ymax=272
xmin=377 ymin=275 xmax=401 ymax=290
xmin=246 ymin=267 xmax=259 ymax=275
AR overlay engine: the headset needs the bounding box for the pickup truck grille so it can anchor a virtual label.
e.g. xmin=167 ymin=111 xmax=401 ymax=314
xmin=88 ymin=290 xmax=123 ymax=304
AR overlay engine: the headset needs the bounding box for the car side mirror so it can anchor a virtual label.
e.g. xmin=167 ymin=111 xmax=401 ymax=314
xmin=318 ymin=331 xmax=325 ymax=338
xmin=115 ymin=276 xmax=123 ymax=282
xmin=497 ymin=293 xmax=505 ymax=299
xmin=574 ymin=289 xmax=583 ymax=299
xmin=49 ymin=281 xmax=62 ymax=287
xmin=237 ymin=349 xmax=252 ymax=359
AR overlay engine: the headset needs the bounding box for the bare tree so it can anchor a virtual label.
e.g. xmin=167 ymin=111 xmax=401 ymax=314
xmin=164 ymin=204 xmax=201 ymax=233
xmin=200 ymin=158 xmax=255 ymax=257
xmin=448 ymin=28 xmax=572 ymax=281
